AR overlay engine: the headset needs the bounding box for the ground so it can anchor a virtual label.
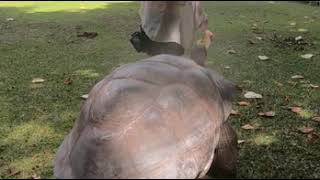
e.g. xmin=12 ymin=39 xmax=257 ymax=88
xmin=0 ymin=1 xmax=319 ymax=179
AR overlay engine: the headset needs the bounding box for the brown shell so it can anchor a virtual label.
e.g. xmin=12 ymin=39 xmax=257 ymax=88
xmin=54 ymin=55 xmax=235 ymax=179
xmin=208 ymin=121 xmax=238 ymax=178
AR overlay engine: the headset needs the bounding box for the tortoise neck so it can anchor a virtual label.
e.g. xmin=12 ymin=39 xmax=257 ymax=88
xmin=190 ymin=45 xmax=208 ymax=67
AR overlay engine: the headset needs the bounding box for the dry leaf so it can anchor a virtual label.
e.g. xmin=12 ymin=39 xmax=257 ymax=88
xmin=265 ymin=111 xmax=276 ymax=117
xmin=299 ymin=80 xmax=309 ymax=84
xmin=31 ymin=174 xmax=41 ymax=179
xmin=248 ymin=39 xmax=256 ymax=45
xmin=243 ymin=80 xmax=253 ymax=84
xmin=291 ymin=75 xmax=304 ymax=79
xmin=289 ymin=107 xmax=303 ymax=114
xmin=32 ymin=78 xmax=45 ymax=83
xmin=244 ymin=91 xmax=263 ymax=99
xmin=241 ymin=124 xmax=256 ymax=130
xmin=258 ymin=111 xmax=276 ymax=117
xmin=312 ymin=116 xmax=320 ymax=122
xmin=289 ymin=22 xmax=296 ymax=26
xmin=230 ymin=109 xmax=240 ymax=116
xmin=297 ymin=28 xmax=308 ymax=32
xmin=81 ymin=94 xmax=89 ymax=99
xmin=301 ymin=54 xmax=314 ymax=59
xmin=274 ymin=81 xmax=283 ymax=87
xmin=299 ymin=127 xmax=314 ymax=134
xmin=224 ymin=66 xmax=231 ymax=69
xmin=295 ymin=36 xmax=303 ymax=41
xmin=237 ymin=140 xmax=246 ymax=144
xmin=256 ymin=36 xmax=263 ymax=40
xmin=227 ymin=49 xmax=236 ymax=54
xmin=6 ymin=17 xmax=14 ymax=21
xmin=237 ymin=101 xmax=251 ymax=106
xmin=252 ymin=23 xmax=258 ymax=29
xmin=310 ymin=84 xmax=319 ymax=88
xmin=258 ymin=55 xmax=269 ymax=61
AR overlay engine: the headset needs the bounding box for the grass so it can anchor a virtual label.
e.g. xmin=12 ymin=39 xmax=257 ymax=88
xmin=0 ymin=1 xmax=319 ymax=179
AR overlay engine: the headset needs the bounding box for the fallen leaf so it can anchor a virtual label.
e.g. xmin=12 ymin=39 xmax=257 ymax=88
xmin=31 ymin=174 xmax=41 ymax=179
xmin=295 ymin=36 xmax=303 ymax=41
xmin=291 ymin=75 xmax=304 ymax=79
xmin=258 ymin=111 xmax=276 ymax=117
xmin=258 ymin=55 xmax=269 ymax=61
xmin=64 ymin=78 xmax=73 ymax=85
xmin=274 ymin=81 xmax=283 ymax=87
xmin=265 ymin=111 xmax=276 ymax=117
xmin=243 ymin=80 xmax=253 ymax=84
xmin=6 ymin=17 xmax=14 ymax=21
xmin=301 ymin=54 xmax=314 ymax=59
xmin=237 ymin=101 xmax=251 ymax=106
xmin=244 ymin=91 xmax=263 ymax=99
xmin=32 ymin=78 xmax=45 ymax=83
xmin=256 ymin=36 xmax=263 ymax=40
xmin=230 ymin=109 xmax=240 ymax=116
xmin=289 ymin=107 xmax=303 ymax=114
xmin=237 ymin=140 xmax=246 ymax=144
xmin=299 ymin=127 xmax=314 ymax=134
xmin=299 ymin=80 xmax=310 ymax=84
xmin=241 ymin=124 xmax=256 ymax=130
xmin=297 ymin=28 xmax=308 ymax=32
xmin=248 ymin=39 xmax=256 ymax=45
xmin=227 ymin=49 xmax=236 ymax=54
xmin=312 ymin=116 xmax=320 ymax=122
xmin=289 ymin=22 xmax=296 ymax=26
xmin=81 ymin=94 xmax=89 ymax=99
xmin=310 ymin=84 xmax=319 ymax=88
xmin=252 ymin=23 xmax=258 ymax=29
xmin=224 ymin=66 xmax=231 ymax=69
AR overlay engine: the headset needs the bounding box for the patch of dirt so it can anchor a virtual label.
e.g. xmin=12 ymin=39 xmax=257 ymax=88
xmin=77 ymin=32 xmax=98 ymax=39
xmin=269 ymin=33 xmax=314 ymax=51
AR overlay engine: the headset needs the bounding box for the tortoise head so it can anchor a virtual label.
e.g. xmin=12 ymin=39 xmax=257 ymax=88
xmin=197 ymin=30 xmax=215 ymax=50
xmin=190 ymin=30 xmax=215 ymax=67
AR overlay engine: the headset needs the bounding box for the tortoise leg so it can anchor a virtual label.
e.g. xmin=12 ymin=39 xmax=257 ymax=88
xmin=206 ymin=121 xmax=238 ymax=179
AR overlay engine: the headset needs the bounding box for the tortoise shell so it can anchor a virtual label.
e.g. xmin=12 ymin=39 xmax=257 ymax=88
xmin=54 ymin=54 xmax=235 ymax=179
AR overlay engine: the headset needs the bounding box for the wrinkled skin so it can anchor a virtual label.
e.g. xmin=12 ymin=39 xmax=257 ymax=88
xmin=54 ymin=54 xmax=236 ymax=179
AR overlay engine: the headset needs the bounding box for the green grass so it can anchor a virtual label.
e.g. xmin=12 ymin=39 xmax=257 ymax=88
xmin=0 ymin=1 xmax=319 ymax=179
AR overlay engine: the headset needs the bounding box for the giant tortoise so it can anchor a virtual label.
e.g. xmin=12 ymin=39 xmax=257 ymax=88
xmin=54 ymin=46 xmax=237 ymax=179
